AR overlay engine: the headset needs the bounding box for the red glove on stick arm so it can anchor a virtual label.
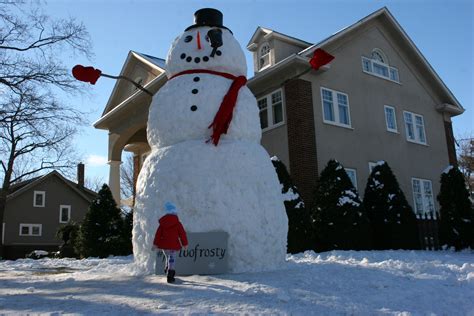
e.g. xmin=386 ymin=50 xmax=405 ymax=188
xmin=72 ymin=65 xmax=102 ymax=85
xmin=71 ymin=64 xmax=153 ymax=96
xmin=309 ymin=48 xmax=335 ymax=71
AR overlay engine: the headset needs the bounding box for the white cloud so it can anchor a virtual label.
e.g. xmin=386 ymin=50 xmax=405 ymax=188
xmin=86 ymin=154 xmax=108 ymax=167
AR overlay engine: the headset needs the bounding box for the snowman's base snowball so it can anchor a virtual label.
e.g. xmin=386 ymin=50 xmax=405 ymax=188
xmin=132 ymin=139 xmax=288 ymax=275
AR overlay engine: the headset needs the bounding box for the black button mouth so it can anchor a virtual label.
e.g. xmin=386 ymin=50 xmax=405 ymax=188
xmin=179 ymin=52 xmax=220 ymax=63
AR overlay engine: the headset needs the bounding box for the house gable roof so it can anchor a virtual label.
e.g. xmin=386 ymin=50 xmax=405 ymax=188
xmin=302 ymin=7 xmax=463 ymax=113
xmin=101 ymin=51 xmax=166 ymax=117
xmin=246 ymin=26 xmax=312 ymax=51
xmin=7 ymin=171 xmax=97 ymax=204
xmin=250 ymin=7 xmax=463 ymax=114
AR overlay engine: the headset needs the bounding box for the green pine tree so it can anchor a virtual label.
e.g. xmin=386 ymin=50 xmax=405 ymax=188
xmin=56 ymin=222 xmax=80 ymax=258
xmin=363 ymin=161 xmax=419 ymax=250
xmin=122 ymin=209 xmax=134 ymax=255
xmin=76 ymin=184 xmax=126 ymax=258
xmin=437 ymin=166 xmax=474 ymax=250
xmin=311 ymin=160 xmax=371 ymax=252
xmin=271 ymin=157 xmax=313 ymax=254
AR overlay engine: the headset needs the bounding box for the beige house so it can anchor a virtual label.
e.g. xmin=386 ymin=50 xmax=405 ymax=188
xmin=3 ymin=165 xmax=97 ymax=259
xmin=95 ymin=8 xmax=463 ymax=217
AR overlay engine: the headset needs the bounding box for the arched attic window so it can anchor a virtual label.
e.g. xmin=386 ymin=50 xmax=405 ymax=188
xmin=361 ymin=48 xmax=399 ymax=82
xmin=371 ymin=48 xmax=388 ymax=64
xmin=259 ymin=42 xmax=271 ymax=70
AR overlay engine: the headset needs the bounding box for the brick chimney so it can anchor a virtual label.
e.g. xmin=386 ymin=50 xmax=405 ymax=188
xmin=77 ymin=163 xmax=85 ymax=188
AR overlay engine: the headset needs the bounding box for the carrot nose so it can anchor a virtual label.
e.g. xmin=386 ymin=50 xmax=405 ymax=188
xmin=197 ymin=31 xmax=202 ymax=50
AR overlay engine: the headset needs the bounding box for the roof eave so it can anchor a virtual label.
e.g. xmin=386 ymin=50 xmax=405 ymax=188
xmin=6 ymin=171 xmax=96 ymax=203
xmin=247 ymin=54 xmax=314 ymax=92
xmin=101 ymin=51 xmax=135 ymax=117
xmin=94 ymin=72 xmax=168 ymax=130
xmin=131 ymin=51 xmax=166 ymax=71
xmin=436 ymin=103 xmax=465 ymax=117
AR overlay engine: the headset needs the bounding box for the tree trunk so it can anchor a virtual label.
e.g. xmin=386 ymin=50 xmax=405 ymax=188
xmin=0 ymin=147 xmax=15 ymax=258
xmin=0 ymin=189 xmax=7 ymax=257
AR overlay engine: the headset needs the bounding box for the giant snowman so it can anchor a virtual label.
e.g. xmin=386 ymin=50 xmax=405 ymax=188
xmin=133 ymin=8 xmax=288 ymax=274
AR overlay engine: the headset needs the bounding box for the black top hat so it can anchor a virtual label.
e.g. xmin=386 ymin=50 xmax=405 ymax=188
xmin=185 ymin=8 xmax=232 ymax=33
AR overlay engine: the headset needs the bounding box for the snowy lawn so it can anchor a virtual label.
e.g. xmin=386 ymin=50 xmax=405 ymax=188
xmin=0 ymin=250 xmax=473 ymax=315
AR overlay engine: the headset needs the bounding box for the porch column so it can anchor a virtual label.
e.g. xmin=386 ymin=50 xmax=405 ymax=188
xmin=108 ymin=160 xmax=122 ymax=205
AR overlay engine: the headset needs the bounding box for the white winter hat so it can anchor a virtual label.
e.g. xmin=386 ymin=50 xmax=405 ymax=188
xmin=164 ymin=202 xmax=177 ymax=214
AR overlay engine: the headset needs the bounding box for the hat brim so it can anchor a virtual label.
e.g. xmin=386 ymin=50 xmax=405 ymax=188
xmin=184 ymin=24 xmax=233 ymax=34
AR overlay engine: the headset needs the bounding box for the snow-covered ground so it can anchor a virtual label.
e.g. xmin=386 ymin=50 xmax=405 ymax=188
xmin=0 ymin=250 xmax=473 ymax=315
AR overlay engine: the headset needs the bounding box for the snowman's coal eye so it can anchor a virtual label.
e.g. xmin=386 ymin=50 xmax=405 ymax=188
xmin=184 ymin=36 xmax=193 ymax=43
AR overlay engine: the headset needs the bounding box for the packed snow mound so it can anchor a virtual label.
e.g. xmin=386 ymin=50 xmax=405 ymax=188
xmin=135 ymin=17 xmax=287 ymax=276
xmin=147 ymin=79 xmax=261 ymax=148
xmin=1 ymin=251 xmax=473 ymax=314
xmin=133 ymin=140 xmax=288 ymax=274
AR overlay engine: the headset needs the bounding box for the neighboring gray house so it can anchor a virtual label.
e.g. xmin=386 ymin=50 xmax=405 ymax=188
xmin=2 ymin=165 xmax=97 ymax=259
xmin=94 ymin=8 xmax=463 ymax=221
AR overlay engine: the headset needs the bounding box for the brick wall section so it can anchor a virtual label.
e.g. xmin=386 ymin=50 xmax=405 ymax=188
xmin=284 ymin=79 xmax=318 ymax=209
xmin=444 ymin=121 xmax=457 ymax=166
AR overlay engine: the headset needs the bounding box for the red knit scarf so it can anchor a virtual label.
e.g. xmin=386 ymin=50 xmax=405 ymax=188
xmin=169 ymin=69 xmax=247 ymax=146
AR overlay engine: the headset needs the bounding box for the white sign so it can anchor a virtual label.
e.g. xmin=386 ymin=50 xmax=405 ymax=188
xmin=155 ymin=231 xmax=228 ymax=275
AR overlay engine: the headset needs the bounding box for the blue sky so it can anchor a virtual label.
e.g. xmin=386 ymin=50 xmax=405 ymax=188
xmin=45 ymin=0 xmax=473 ymax=183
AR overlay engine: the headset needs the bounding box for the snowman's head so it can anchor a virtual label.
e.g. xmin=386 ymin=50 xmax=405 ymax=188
xmin=165 ymin=10 xmax=246 ymax=77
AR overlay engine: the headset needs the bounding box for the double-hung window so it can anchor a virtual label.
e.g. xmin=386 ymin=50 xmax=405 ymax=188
xmin=384 ymin=105 xmax=398 ymax=133
xmin=33 ymin=191 xmax=45 ymax=207
xmin=411 ymin=178 xmax=435 ymax=215
xmin=257 ymin=89 xmax=285 ymax=131
xmin=321 ymin=87 xmax=351 ymax=127
xmin=259 ymin=43 xmax=271 ymax=70
xmin=404 ymin=111 xmax=426 ymax=144
xmin=59 ymin=205 xmax=71 ymax=223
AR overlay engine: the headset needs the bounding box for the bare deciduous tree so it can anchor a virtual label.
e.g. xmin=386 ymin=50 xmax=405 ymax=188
xmin=0 ymin=1 xmax=92 ymax=256
xmin=457 ymin=134 xmax=474 ymax=195
xmin=85 ymin=175 xmax=107 ymax=193
xmin=120 ymin=152 xmax=135 ymax=209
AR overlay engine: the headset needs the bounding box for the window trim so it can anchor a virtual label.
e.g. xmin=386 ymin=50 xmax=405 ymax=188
xmin=403 ymin=111 xmax=427 ymax=145
xmin=59 ymin=205 xmax=71 ymax=223
xmin=411 ymin=178 xmax=436 ymax=215
xmin=344 ymin=168 xmax=358 ymax=189
xmin=384 ymin=105 xmax=398 ymax=133
xmin=361 ymin=56 xmax=400 ymax=84
xmin=33 ymin=191 xmax=46 ymax=208
xmin=320 ymin=87 xmax=352 ymax=129
xmin=258 ymin=42 xmax=271 ymax=71
xmin=19 ymin=224 xmax=42 ymax=236
xmin=258 ymin=88 xmax=286 ymax=132
xmin=372 ymin=48 xmax=388 ymax=64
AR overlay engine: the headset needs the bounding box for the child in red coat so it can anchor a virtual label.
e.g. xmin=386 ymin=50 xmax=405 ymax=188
xmin=153 ymin=202 xmax=188 ymax=283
